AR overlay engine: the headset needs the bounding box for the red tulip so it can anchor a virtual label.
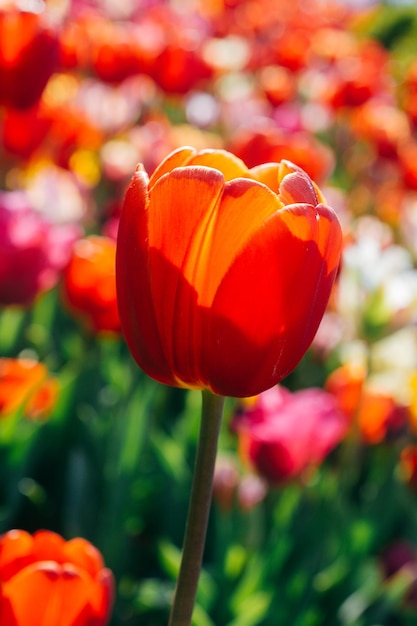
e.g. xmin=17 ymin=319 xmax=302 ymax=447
xmin=0 ymin=7 xmax=59 ymax=110
xmin=0 ymin=529 xmax=114 ymax=625
xmin=116 ymin=147 xmax=342 ymax=397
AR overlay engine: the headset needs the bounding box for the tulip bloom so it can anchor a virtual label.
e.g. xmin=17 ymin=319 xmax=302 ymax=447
xmin=0 ymin=7 xmax=59 ymax=109
xmin=232 ymin=385 xmax=347 ymax=484
xmin=62 ymin=235 xmax=121 ymax=335
xmin=0 ymin=191 xmax=80 ymax=307
xmin=0 ymin=358 xmax=59 ymax=420
xmin=0 ymin=529 xmax=114 ymax=625
xmin=116 ymin=147 xmax=342 ymax=398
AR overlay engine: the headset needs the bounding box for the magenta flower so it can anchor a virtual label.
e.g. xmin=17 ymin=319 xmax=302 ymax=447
xmin=0 ymin=191 xmax=80 ymax=307
xmin=232 ymin=385 xmax=348 ymax=484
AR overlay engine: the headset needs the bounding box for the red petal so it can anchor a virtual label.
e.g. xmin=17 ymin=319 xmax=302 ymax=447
xmin=202 ymin=204 xmax=342 ymax=396
xmin=196 ymin=178 xmax=282 ymax=307
xmin=2 ymin=562 xmax=93 ymax=626
xmin=89 ymin=568 xmax=115 ymax=626
xmin=0 ymin=530 xmax=34 ymax=582
xmin=146 ymin=166 xmax=225 ymax=386
xmin=116 ymin=168 xmax=175 ymax=385
xmin=32 ymin=530 xmax=65 ymax=564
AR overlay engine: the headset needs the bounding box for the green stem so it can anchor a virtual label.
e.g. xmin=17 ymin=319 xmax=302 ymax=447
xmin=168 ymin=390 xmax=225 ymax=626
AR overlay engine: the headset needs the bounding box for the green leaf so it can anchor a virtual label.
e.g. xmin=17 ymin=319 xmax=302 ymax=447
xmin=227 ymin=591 xmax=272 ymax=626
xmin=158 ymin=539 xmax=182 ymax=580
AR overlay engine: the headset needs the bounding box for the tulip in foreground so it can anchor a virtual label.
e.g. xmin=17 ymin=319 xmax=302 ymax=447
xmin=0 ymin=529 xmax=114 ymax=625
xmin=116 ymin=146 xmax=343 ymax=626
xmin=116 ymin=146 xmax=342 ymax=398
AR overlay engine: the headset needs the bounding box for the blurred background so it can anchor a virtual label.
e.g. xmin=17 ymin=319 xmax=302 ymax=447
xmin=3 ymin=0 xmax=417 ymax=624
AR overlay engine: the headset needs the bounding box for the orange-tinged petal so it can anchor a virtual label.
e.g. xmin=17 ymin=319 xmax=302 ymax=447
xmin=196 ymin=177 xmax=283 ymax=306
xmin=116 ymin=167 xmax=176 ymax=386
xmin=148 ymin=146 xmax=196 ymax=189
xmin=90 ymin=568 xmax=115 ymax=625
xmin=249 ymin=163 xmax=281 ymax=192
xmin=147 ymin=175 xmax=285 ymax=387
xmin=147 ymin=166 xmax=225 ymax=385
xmin=63 ymin=538 xmax=104 ymax=578
xmin=203 ymin=204 xmax=342 ymax=396
xmin=0 ymin=530 xmax=34 ymax=582
xmin=57 ymin=565 xmax=98 ymax=626
xmin=186 ymin=149 xmax=250 ymax=181
xmin=32 ymin=530 xmax=65 ymax=564
xmin=357 ymin=391 xmax=395 ymax=444
xmin=1 ymin=561 xmax=92 ymax=626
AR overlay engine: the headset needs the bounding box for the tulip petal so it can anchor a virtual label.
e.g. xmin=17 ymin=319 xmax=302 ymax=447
xmin=117 ymin=168 xmax=175 ymax=385
xmin=148 ymin=146 xmax=196 ymax=189
xmin=249 ymin=162 xmax=281 ymax=192
xmin=90 ymin=568 xmax=115 ymax=626
xmin=0 ymin=530 xmax=34 ymax=582
xmin=32 ymin=530 xmax=65 ymax=564
xmin=203 ymin=204 xmax=342 ymax=396
xmin=186 ymin=149 xmax=250 ymax=181
xmin=196 ymin=177 xmax=283 ymax=306
xmin=64 ymin=538 xmax=104 ymax=577
xmin=278 ymin=170 xmax=319 ymax=206
xmin=2 ymin=562 xmax=95 ymax=626
xmin=147 ymin=166 xmax=225 ymax=385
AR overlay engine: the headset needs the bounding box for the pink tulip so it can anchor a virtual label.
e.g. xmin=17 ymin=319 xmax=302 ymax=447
xmin=233 ymin=385 xmax=348 ymax=484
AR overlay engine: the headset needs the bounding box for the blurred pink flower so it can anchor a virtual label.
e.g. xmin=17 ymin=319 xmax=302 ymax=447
xmin=0 ymin=191 xmax=80 ymax=307
xmin=232 ymin=385 xmax=348 ymax=485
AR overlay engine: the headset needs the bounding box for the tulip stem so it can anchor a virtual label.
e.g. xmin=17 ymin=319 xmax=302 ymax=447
xmin=168 ymin=390 xmax=225 ymax=626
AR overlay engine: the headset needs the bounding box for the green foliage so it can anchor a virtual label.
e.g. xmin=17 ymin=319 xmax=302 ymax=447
xmin=2 ymin=283 xmax=417 ymax=626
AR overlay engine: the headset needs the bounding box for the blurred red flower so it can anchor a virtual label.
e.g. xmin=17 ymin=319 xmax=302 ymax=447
xmin=0 ymin=529 xmax=114 ymax=625
xmin=116 ymin=147 xmax=342 ymax=397
xmin=227 ymin=124 xmax=334 ymax=184
xmin=322 ymin=40 xmax=392 ymax=110
xmin=1 ymin=103 xmax=52 ymax=159
xmin=399 ymin=445 xmax=417 ymax=491
xmin=0 ymin=358 xmax=59 ymax=421
xmin=232 ymin=385 xmax=347 ymax=484
xmin=62 ymin=235 xmax=121 ymax=335
xmin=0 ymin=191 xmax=80 ymax=307
xmin=0 ymin=7 xmax=59 ymax=109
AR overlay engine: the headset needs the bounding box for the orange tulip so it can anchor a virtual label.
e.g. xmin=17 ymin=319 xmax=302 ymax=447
xmin=0 ymin=358 xmax=59 ymax=420
xmin=0 ymin=529 xmax=114 ymax=625
xmin=62 ymin=236 xmax=121 ymax=335
xmin=116 ymin=147 xmax=342 ymax=397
